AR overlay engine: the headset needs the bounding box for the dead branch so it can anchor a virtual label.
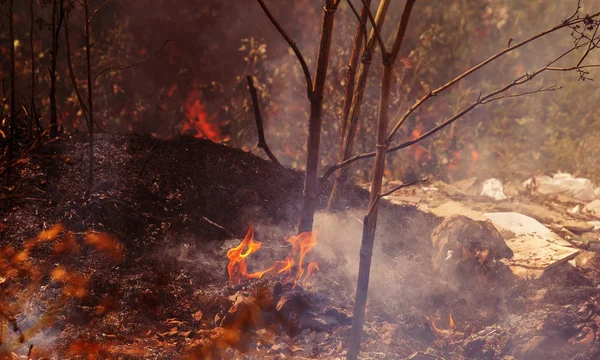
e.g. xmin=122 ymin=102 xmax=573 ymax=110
xmin=88 ymin=0 xmax=112 ymax=23
xmin=327 ymin=0 xmax=391 ymax=210
xmin=359 ymin=0 xmax=387 ymax=55
xmin=365 ymin=177 xmax=427 ymax=218
xmin=344 ymin=0 xmax=368 ymax=50
xmin=92 ymin=39 xmax=172 ymax=84
xmin=385 ymin=9 xmax=600 ymax=144
xmin=246 ymin=75 xmax=282 ymax=168
xmin=322 ymin=15 xmax=600 ymax=185
xmin=255 ymin=0 xmax=313 ymax=97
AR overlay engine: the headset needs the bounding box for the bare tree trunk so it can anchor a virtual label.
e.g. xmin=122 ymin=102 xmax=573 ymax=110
xmin=339 ymin=0 xmax=370 ymax=141
xmin=65 ymin=12 xmax=89 ymax=123
xmin=7 ymin=0 xmax=16 ymax=183
xmin=49 ymin=0 xmax=64 ymax=138
xmin=297 ymin=0 xmax=337 ymax=233
xmin=327 ymin=0 xmax=390 ymax=210
xmin=29 ymin=0 xmax=41 ymax=140
xmin=84 ymin=0 xmax=94 ymax=198
xmin=347 ymin=1 xmax=415 ymax=359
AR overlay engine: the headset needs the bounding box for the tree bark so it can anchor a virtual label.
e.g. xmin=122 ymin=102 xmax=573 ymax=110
xmin=327 ymin=0 xmax=390 ymax=210
xmin=347 ymin=1 xmax=415 ymax=359
xmin=30 ymin=0 xmax=41 ymax=140
xmin=84 ymin=0 xmax=94 ymax=198
xmin=297 ymin=0 xmax=337 ymax=233
xmin=49 ymin=0 xmax=64 ymax=138
xmin=7 ymin=0 xmax=16 ymax=183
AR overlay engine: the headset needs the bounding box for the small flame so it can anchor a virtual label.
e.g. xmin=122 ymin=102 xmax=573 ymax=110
xmin=449 ymin=312 xmax=456 ymax=330
xmin=226 ymin=227 xmax=318 ymax=287
xmin=430 ymin=319 xmax=443 ymax=333
xmin=302 ymin=261 xmax=319 ymax=287
xmin=227 ymin=226 xmax=262 ymax=285
xmin=182 ymin=88 xmax=221 ymax=142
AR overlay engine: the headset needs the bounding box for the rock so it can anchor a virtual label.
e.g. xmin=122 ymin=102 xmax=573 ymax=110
xmin=431 ymin=215 xmax=513 ymax=283
xmin=561 ymin=220 xmax=595 ymax=234
xmin=484 ymin=212 xmax=580 ymax=279
xmin=481 ymin=178 xmax=508 ymax=200
xmin=584 ymin=199 xmax=600 ymax=217
xmin=575 ymin=251 xmax=600 ymax=271
xmin=429 ymin=201 xmax=488 ymax=221
xmin=462 ymin=325 xmax=510 ymax=359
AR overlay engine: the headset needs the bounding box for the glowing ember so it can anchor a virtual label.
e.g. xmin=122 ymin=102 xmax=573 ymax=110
xmin=226 ymin=227 xmax=319 ymax=287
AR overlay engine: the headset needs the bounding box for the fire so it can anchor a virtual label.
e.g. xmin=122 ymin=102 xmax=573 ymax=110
xmin=226 ymin=227 xmax=319 ymax=287
xmin=226 ymin=225 xmax=263 ymax=285
xmin=182 ymin=88 xmax=221 ymax=142
xmin=449 ymin=312 xmax=456 ymax=330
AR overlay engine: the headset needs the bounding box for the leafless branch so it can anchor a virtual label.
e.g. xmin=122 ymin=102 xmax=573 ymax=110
xmin=345 ymin=0 xmax=368 ymax=50
xmin=385 ymin=10 xmax=600 ymax=144
xmin=359 ymin=0 xmax=387 ymax=55
xmin=255 ymin=0 xmax=313 ymax=97
xmin=364 ymin=178 xmax=426 ymax=217
xmin=88 ymin=0 xmax=112 ymax=23
xmin=321 ymin=41 xmax=598 ymax=184
xmin=247 ymin=75 xmax=282 ymax=168
xmin=92 ymin=39 xmax=172 ymax=84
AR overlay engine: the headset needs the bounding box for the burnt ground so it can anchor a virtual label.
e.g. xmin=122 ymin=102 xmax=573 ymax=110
xmin=1 ymin=133 xmax=600 ymax=359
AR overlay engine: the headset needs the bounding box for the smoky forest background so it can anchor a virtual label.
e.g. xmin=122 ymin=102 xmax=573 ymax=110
xmin=2 ymin=0 xmax=600 ymax=185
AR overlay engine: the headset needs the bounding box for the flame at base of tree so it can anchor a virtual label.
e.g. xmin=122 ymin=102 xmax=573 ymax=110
xmin=226 ymin=226 xmax=319 ymax=287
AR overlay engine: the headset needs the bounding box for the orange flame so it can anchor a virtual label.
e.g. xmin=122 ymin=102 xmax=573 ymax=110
xmin=449 ymin=312 xmax=456 ymax=330
xmin=182 ymin=88 xmax=221 ymax=142
xmin=226 ymin=226 xmax=263 ymax=285
xmin=226 ymin=227 xmax=318 ymax=287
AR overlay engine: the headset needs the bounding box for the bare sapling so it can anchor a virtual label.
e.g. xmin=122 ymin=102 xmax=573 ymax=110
xmin=347 ymin=1 xmax=415 ymax=358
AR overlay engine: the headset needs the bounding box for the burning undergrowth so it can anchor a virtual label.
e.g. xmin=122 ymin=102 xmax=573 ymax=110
xmin=2 ymin=134 xmax=600 ymax=359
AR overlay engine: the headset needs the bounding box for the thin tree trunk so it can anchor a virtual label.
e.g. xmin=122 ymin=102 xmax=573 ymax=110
xmin=297 ymin=0 xmax=337 ymax=233
xmin=49 ymin=0 xmax=64 ymax=138
xmin=327 ymin=0 xmax=390 ymax=210
xmin=340 ymin=0 xmax=370 ymax=140
xmin=7 ymin=0 xmax=16 ymax=183
xmin=327 ymin=0 xmax=371 ymax=210
xmin=65 ymin=12 xmax=89 ymax=122
xmin=29 ymin=0 xmax=40 ymax=139
xmin=347 ymin=1 xmax=415 ymax=359
xmin=84 ymin=0 xmax=94 ymax=198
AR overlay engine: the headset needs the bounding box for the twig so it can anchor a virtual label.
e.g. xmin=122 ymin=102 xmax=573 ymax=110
xmin=366 ymin=177 xmax=426 ymax=217
xmin=359 ymin=0 xmax=387 ymax=55
xmin=27 ymin=344 xmax=34 ymax=360
xmin=322 ymin=34 xmax=600 ymax=184
xmin=345 ymin=0 xmax=368 ymax=50
xmin=87 ymin=0 xmax=112 ymax=23
xmin=385 ymin=9 xmax=600 ymax=144
xmin=246 ymin=75 xmax=282 ymax=167
xmin=92 ymin=39 xmax=173 ymax=84
xmin=255 ymin=0 xmax=313 ymax=97
xmin=201 ymin=216 xmax=235 ymax=238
